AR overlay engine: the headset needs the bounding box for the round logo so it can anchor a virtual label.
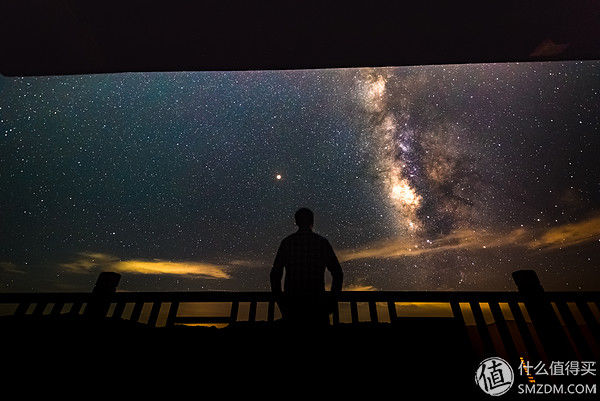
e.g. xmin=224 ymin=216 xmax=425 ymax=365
xmin=475 ymin=357 xmax=514 ymax=396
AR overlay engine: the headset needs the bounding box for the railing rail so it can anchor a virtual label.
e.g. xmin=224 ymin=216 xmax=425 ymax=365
xmin=2 ymin=290 xmax=599 ymax=303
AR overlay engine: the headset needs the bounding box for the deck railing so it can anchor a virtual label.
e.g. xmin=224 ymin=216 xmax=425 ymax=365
xmin=0 ymin=270 xmax=598 ymax=362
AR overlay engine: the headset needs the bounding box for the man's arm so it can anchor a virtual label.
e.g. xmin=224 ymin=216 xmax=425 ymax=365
xmin=325 ymin=240 xmax=343 ymax=293
xmin=270 ymin=240 xmax=286 ymax=295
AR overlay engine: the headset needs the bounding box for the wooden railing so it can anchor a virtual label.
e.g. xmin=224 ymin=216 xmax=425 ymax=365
xmin=0 ymin=270 xmax=599 ymax=362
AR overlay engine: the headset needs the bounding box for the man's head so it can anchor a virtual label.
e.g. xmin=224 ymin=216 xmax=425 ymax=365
xmin=294 ymin=207 xmax=314 ymax=229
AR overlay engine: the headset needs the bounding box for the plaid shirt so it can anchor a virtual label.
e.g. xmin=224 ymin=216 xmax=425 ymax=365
xmin=270 ymin=227 xmax=343 ymax=296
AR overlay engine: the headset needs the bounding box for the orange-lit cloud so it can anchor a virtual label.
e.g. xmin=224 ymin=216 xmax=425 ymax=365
xmin=111 ymin=260 xmax=230 ymax=278
xmin=529 ymin=39 xmax=570 ymax=58
xmin=338 ymin=228 xmax=527 ymax=262
xmin=227 ymin=259 xmax=268 ymax=268
xmin=338 ymin=213 xmax=600 ymax=262
xmin=344 ymin=284 xmax=377 ymax=291
xmin=528 ymin=214 xmax=600 ymax=250
xmin=60 ymin=252 xmax=231 ymax=279
xmin=60 ymin=252 xmax=115 ymax=272
xmin=0 ymin=261 xmax=25 ymax=274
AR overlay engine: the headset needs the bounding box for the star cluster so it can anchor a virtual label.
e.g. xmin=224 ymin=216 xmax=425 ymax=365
xmin=0 ymin=62 xmax=598 ymax=292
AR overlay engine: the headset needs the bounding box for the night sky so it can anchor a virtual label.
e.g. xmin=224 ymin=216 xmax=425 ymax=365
xmin=1 ymin=61 xmax=599 ymax=293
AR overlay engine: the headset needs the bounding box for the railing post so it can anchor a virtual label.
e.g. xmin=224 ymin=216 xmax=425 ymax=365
xmin=14 ymin=302 xmax=29 ymax=317
xmin=50 ymin=302 xmax=64 ymax=316
xmin=130 ymin=302 xmax=144 ymax=323
xmin=267 ymin=300 xmax=275 ymax=322
xmin=230 ymin=301 xmax=239 ymax=324
xmin=350 ymin=301 xmax=359 ymax=324
xmin=450 ymin=300 xmax=477 ymax=358
xmin=368 ymin=301 xmax=378 ymax=323
xmin=32 ymin=301 xmax=47 ymax=317
xmin=69 ymin=301 xmax=83 ymax=316
xmin=507 ymin=300 xmax=542 ymax=361
xmin=387 ymin=301 xmax=397 ymax=322
xmin=248 ymin=301 xmax=257 ymax=323
xmin=469 ymin=301 xmax=495 ymax=356
xmin=575 ymin=299 xmax=600 ymax=343
xmin=555 ymin=301 xmax=589 ymax=358
xmin=85 ymin=272 xmax=121 ymax=320
xmin=512 ymin=270 xmax=572 ymax=359
xmin=332 ymin=301 xmax=340 ymax=325
xmin=489 ymin=301 xmax=517 ymax=360
xmin=112 ymin=302 xmax=126 ymax=320
xmin=147 ymin=302 xmax=162 ymax=327
xmin=166 ymin=301 xmax=179 ymax=327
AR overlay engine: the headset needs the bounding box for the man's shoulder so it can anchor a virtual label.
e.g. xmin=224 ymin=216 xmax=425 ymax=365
xmin=282 ymin=232 xmax=299 ymax=243
xmin=283 ymin=231 xmax=329 ymax=243
xmin=311 ymin=231 xmax=329 ymax=243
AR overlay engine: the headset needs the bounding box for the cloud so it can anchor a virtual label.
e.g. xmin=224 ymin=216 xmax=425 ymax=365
xmin=0 ymin=262 xmax=25 ymax=274
xmin=529 ymin=39 xmax=570 ymax=58
xmin=60 ymin=252 xmax=114 ymax=272
xmin=338 ymin=228 xmax=528 ymax=262
xmin=528 ymin=214 xmax=600 ymax=250
xmin=111 ymin=260 xmax=230 ymax=278
xmin=60 ymin=252 xmax=231 ymax=279
xmin=325 ymin=282 xmax=377 ymax=291
xmin=338 ymin=213 xmax=600 ymax=262
xmin=344 ymin=284 xmax=377 ymax=291
xmin=226 ymin=259 xmax=268 ymax=268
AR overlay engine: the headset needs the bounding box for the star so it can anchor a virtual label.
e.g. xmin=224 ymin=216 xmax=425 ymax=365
xmin=0 ymin=61 xmax=598 ymax=292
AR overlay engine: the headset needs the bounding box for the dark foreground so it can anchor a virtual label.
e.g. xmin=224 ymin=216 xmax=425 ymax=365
xmin=2 ymin=315 xmax=480 ymax=398
xmin=3 ymin=316 xmax=596 ymax=400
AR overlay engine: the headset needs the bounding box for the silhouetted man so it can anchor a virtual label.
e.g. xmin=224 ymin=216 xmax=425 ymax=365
xmin=270 ymin=208 xmax=343 ymax=327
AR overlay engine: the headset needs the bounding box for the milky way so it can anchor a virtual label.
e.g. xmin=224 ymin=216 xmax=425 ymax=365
xmin=356 ymin=68 xmax=494 ymax=238
xmin=1 ymin=62 xmax=599 ymax=292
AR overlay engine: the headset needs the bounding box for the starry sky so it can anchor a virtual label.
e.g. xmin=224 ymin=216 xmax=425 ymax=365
xmin=1 ymin=61 xmax=599 ymax=293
